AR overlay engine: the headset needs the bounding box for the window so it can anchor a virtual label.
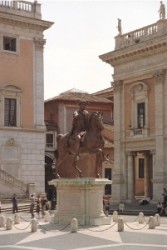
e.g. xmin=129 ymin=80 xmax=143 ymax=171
xmin=129 ymin=82 xmax=148 ymax=136
xmin=137 ymin=103 xmax=145 ymax=128
xmin=3 ymin=37 xmax=16 ymax=52
xmin=4 ymin=98 xmax=17 ymax=126
xmin=104 ymin=168 xmax=112 ymax=195
xmin=46 ymin=133 xmax=54 ymax=148
xmin=0 ymin=85 xmax=21 ymax=127
xmin=138 ymin=158 xmax=144 ymax=178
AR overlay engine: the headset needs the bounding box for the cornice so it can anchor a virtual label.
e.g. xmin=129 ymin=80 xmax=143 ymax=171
xmin=0 ymin=11 xmax=53 ymax=32
xmin=100 ymin=37 xmax=167 ymax=67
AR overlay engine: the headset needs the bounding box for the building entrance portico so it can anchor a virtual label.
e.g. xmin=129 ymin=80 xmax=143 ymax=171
xmin=126 ymin=150 xmax=153 ymax=202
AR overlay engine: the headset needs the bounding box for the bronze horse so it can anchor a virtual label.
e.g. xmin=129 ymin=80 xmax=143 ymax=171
xmin=56 ymin=111 xmax=105 ymax=178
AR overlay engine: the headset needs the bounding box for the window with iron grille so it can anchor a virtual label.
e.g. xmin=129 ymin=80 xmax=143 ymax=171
xmin=46 ymin=133 xmax=54 ymax=148
xmin=3 ymin=37 xmax=16 ymax=52
xmin=4 ymin=98 xmax=17 ymax=126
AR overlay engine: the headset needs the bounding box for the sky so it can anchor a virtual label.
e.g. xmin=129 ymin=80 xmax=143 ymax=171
xmin=39 ymin=0 xmax=164 ymax=100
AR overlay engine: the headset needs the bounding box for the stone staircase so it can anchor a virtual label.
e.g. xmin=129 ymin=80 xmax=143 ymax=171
xmin=0 ymin=168 xmax=28 ymax=195
xmin=0 ymin=203 xmax=30 ymax=214
xmin=0 ymin=193 xmax=30 ymax=213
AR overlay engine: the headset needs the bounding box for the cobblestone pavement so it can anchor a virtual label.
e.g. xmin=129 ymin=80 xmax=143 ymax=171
xmin=0 ymin=212 xmax=167 ymax=250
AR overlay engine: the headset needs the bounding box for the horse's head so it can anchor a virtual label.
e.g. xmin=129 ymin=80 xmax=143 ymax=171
xmin=89 ymin=111 xmax=104 ymax=132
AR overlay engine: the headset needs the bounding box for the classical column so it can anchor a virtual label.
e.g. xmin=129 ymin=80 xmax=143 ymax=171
xmin=127 ymin=152 xmax=134 ymax=202
xmin=144 ymin=153 xmax=149 ymax=197
xmin=150 ymin=150 xmax=156 ymax=200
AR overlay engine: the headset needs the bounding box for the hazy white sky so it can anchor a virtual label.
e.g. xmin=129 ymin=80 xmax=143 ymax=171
xmin=39 ymin=0 xmax=163 ymax=100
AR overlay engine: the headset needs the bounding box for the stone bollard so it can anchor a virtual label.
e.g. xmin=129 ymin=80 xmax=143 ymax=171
xmin=154 ymin=214 xmax=160 ymax=227
xmin=31 ymin=218 xmax=38 ymax=232
xmin=148 ymin=216 xmax=155 ymax=229
xmin=0 ymin=215 xmax=6 ymax=227
xmin=44 ymin=211 xmax=50 ymax=222
xmin=118 ymin=218 xmax=124 ymax=232
xmin=14 ymin=213 xmax=20 ymax=224
xmin=138 ymin=212 xmax=145 ymax=224
xmin=70 ymin=218 xmax=78 ymax=233
xmin=113 ymin=211 xmax=119 ymax=222
xmin=6 ymin=217 xmax=13 ymax=230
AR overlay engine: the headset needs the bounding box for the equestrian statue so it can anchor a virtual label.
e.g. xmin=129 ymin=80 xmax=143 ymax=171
xmin=55 ymin=100 xmax=105 ymax=178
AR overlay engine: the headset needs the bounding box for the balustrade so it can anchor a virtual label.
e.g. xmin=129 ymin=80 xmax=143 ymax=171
xmin=0 ymin=0 xmax=41 ymax=18
xmin=0 ymin=169 xmax=27 ymax=192
xmin=115 ymin=20 xmax=167 ymax=49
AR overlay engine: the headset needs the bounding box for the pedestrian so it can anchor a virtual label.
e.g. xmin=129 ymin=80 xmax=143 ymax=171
xmin=157 ymin=202 xmax=162 ymax=214
xmin=162 ymin=188 xmax=167 ymax=203
xmin=140 ymin=196 xmax=151 ymax=205
xmin=36 ymin=195 xmax=41 ymax=218
xmin=41 ymin=195 xmax=48 ymax=218
xmin=12 ymin=194 xmax=18 ymax=213
xmin=30 ymin=194 xmax=35 ymax=218
xmin=118 ymin=202 xmax=125 ymax=212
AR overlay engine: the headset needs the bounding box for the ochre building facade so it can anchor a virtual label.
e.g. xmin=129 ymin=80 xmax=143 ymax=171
xmin=0 ymin=1 xmax=53 ymax=196
xmin=100 ymin=11 xmax=167 ymax=202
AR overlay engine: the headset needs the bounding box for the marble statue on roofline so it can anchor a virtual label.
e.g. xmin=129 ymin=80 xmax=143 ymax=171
xmin=159 ymin=1 xmax=166 ymax=20
xmin=117 ymin=18 xmax=122 ymax=35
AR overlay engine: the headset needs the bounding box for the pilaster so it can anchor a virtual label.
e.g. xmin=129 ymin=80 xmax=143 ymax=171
xmin=33 ymin=37 xmax=46 ymax=129
xmin=126 ymin=152 xmax=134 ymax=202
xmin=112 ymin=80 xmax=125 ymax=202
xmin=154 ymin=69 xmax=166 ymax=177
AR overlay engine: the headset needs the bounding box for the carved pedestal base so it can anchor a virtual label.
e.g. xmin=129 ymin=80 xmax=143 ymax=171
xmin=49 ymin=178 xmax=111 ymax=226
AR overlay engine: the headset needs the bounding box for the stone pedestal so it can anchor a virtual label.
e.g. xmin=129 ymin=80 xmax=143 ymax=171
xmin=28 ymin=183 xmax=36 ymax=196
xmin=49 ymin=178 xmax=111 ymax=226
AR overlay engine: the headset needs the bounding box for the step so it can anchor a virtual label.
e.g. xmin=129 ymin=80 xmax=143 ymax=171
xmin=0 ymin=195 xmax=30 ymax=204
xmin=0 ymin=203 xmax=30 ymax=213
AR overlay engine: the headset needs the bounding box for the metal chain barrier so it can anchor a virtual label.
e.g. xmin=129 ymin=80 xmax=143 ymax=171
xmin=38 ymin=221 xmax=70 ymax=232
xmin=85 ymin=222 xmax=117 ymax=232
xmin=124 ymin=217 xmax=150 ymax=230
xmin=13 ymin=221 xmax=32 ymax=230
xmin=1 ymin=212 xmax=166 ymax=233
xmin=20 ymin=215 xmax=31 ymax=223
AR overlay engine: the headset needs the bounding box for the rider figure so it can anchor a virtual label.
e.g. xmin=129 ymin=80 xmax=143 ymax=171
xmin=71 ymin=100 xmax=90 ymax=142
xmin=67 ymin=100 xmax=89 ymax=151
